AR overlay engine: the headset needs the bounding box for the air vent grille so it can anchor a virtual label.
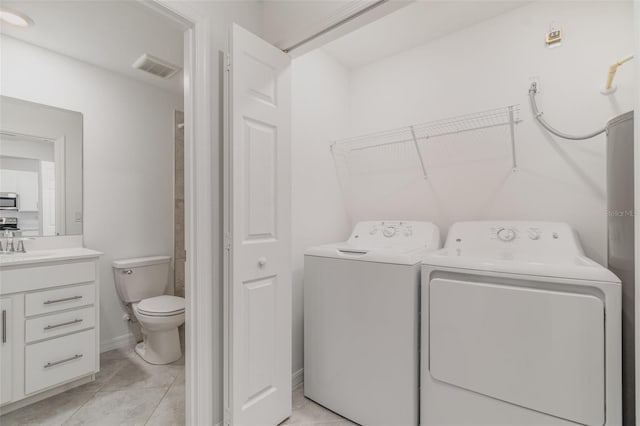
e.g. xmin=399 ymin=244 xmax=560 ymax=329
xmin=132 ymin=54 xmax=180 ymax=79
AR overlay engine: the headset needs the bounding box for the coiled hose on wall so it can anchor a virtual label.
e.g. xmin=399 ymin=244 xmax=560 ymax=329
xmin=528 ymin=82 xmax=606 ymax=140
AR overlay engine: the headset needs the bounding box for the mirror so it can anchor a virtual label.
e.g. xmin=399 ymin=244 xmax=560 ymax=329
xmin=0 ymin=95 xmax=82 ymax=237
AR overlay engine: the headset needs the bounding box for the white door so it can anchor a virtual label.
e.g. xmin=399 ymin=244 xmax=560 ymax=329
xmin=40 ymin=161 xmax=56 ymax=236
xmin=0 ymin=297 xmax=13 ymax=405
xmin=224 ymin=24 xmax=292 ymax=426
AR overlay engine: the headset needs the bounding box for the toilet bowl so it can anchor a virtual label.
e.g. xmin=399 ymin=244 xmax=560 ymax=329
xmin=112 ymin=256 xmax=184 ymax=365
xmin=133 ymin=295 xmax=185 ymax=364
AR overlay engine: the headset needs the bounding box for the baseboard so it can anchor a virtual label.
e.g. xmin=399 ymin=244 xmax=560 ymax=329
xmin=100 ymin=333 xmax=137 ymax=353
xmin=292 ymin=368 xmax=304 ymax=388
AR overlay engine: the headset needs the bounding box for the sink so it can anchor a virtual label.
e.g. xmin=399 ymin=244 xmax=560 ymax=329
xmin=0 ymin=248 xmax=102 ymax=267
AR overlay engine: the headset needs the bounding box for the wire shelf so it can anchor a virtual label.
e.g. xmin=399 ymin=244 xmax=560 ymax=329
xmin=331 ymin=105 xmax=521 ymax=179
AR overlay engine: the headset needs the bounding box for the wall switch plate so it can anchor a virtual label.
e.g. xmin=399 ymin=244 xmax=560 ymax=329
xmin=546 ymin=28 xmax=562 ymax=46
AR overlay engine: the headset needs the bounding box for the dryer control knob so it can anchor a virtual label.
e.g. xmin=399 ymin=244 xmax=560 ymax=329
xmin=497 ymin=227 xmax=516 ymax=242
xmin=382 ymin=226 xmax=396 ymax=238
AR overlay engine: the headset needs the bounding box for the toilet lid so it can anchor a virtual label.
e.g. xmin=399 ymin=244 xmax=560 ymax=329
xmin=137 ymin=295 xmax=185 ymax=316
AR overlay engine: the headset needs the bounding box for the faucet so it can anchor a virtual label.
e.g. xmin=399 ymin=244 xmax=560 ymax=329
xmin=2 ymin=230 xmax=14 ymax=253
xmin=1 ymin=230 xmax=25 ymax=253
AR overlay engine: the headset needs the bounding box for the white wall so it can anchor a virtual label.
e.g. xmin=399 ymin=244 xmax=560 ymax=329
xmin=0 ymin=35 xmax=182 ymax=350
xmin=291 ymin=49 xmax=352 ymax=379
xmin=343 ymin=1 xmax=635 ymax=265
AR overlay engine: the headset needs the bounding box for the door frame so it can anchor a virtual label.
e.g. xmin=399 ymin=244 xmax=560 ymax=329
xmin=143 ymin=1 xmax=214 ymax=425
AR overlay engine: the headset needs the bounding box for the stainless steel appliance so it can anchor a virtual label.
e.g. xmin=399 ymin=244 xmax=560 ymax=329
xmin=606 ymin=110 xmax=634 ymax=425
xmin=0 ymin=217 xmax=21 ymax=237
xmin=0 ymin=192 xmax=18 ymax=210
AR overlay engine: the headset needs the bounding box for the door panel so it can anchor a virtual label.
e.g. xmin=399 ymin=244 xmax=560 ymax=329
xmin=225 ymin=24 xmax=291 ymax=426
xmin=429 ymin=278 xmax=605 ymax=426
xmin=243 ymin=119 xmax=277 ymax=241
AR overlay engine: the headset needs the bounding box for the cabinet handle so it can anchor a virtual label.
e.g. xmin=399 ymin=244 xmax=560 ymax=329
xmin=44 ymin=318 xmax=83 ymax=330
xmin=2 ymin=310 xmax=6 ymax=343
xmin=44 ymin=354 xmax=83 ymax=368
xmin=43 ymin=295 xmax=82 ymax=305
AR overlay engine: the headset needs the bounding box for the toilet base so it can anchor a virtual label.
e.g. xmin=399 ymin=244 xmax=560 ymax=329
xmin=135 ymin=328 xmax=182 ymax=365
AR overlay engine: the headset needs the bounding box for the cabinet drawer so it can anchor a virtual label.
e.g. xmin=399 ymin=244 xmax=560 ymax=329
xmin=26 ymin=306 xmax=95 ymax=343
xmin=25 ymin=283 xmax=95 ymax=317
xmin=25 ymin=329 xmax=96 ymax=395
xmin=1 ymin=261 xmax=95 ymax=295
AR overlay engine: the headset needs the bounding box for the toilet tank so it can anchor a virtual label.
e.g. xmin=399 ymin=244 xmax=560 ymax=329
xmin=112 ymin=256 xmax=171 ymax=303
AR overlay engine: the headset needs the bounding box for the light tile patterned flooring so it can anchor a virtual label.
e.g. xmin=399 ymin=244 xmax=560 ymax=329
xmin=1 ymin=347 xmax=184 ymax=426
xmin=282 ymin=386 xmax=355 ymax=426
xmin=1 ymin=348 xmax=353 ymax=426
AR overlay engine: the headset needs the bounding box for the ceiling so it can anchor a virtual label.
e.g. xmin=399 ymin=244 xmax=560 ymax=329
xmin=0 ymin=1 xmax=185 ymax=94
xmin=323 ymin=1 xmax=531 ymax=69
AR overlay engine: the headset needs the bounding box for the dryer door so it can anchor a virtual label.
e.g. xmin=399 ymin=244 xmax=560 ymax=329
xmin=429 ymin=278 xmax=605 ymax=426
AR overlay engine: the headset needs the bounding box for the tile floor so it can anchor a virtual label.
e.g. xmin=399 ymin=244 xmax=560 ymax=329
xmin=1 ymin=348 xmax=353 ymax=426
xmin=0 ymin=347 xmax=184 ymax=426
xmin=282 ymin=387 xmax=355 ymax=426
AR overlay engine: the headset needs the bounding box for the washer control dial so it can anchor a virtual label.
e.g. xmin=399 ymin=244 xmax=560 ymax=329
xmin=382 ymin=226 xmax=397 ymax=238
xmin=496 ymin=227 xmax=517 ymax=242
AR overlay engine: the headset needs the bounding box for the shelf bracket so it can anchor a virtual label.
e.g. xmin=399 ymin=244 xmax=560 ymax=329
xmin=409 ymin=126 xmax=428 ymax=180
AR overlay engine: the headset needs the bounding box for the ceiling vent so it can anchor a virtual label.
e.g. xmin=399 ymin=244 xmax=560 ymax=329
xmin=132 ymin=54 xmax=181 ymax=79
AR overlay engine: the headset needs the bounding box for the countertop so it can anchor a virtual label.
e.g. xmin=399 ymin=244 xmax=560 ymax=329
xmin=0 ymin=247 xmax=102 ymax=267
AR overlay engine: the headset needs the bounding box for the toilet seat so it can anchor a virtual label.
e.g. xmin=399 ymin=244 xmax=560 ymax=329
xmin=136 ymin=295 xmax=185 ymax=317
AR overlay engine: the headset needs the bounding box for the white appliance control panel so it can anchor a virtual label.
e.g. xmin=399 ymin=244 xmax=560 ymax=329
xmin=492 ymin=226 xmax=546 ymax=242
xmin=445 ymin=221 xmax=583 ymax=258
xmin=496 ymin=227 xmax=517 ymax=242
xmin=490 ymin=225 xmax=557 ymax=243
xmin=348 ymin=221 xmax=440 ymax=250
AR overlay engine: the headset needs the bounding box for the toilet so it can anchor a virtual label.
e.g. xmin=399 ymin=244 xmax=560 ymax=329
xmin=112 ymin=256 xmax=185 ymax=365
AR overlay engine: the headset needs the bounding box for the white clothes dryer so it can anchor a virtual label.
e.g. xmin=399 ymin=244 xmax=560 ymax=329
xmin=304 ymin=221 xmax=441 ymax=426
xmin=421 ymin=221 xmax=621 ymax=426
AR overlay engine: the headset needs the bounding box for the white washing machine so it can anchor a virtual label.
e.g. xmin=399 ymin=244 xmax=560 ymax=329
xmin=304 ymin=221 xmax=441 ymax=426
xmin=421 ymin=221 xmax=621 ymax=426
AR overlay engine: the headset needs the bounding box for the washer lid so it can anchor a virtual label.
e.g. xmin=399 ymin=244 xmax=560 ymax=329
xmin=137 ymin=295 xmax=185 ymax=315
xmin=306 ymin=244 xmax=434 ymax=265
xmin=305 ymin=221 xmax=442 ymax=265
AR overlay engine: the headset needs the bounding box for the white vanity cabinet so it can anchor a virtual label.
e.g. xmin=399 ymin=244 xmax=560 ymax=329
xmin=0 ymin=297 xmax=14 ymax=406
xmin=0 ymin=249 xmax=101 ymax=413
